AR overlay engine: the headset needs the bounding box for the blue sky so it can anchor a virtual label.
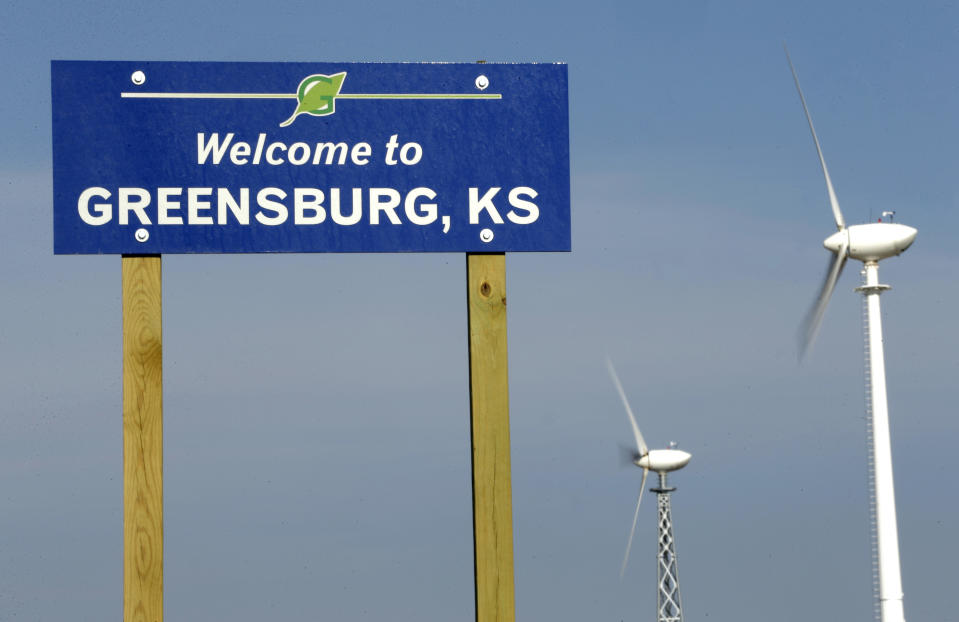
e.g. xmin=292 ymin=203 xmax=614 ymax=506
xmin=2 ymin=1 xmax=958 ymax=620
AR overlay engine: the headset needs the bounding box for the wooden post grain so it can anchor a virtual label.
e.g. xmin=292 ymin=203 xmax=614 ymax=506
xmin=466 ymin=253 xmax=515 ymax=622
xmin=122 ymin=255 xmax=163 ymax=622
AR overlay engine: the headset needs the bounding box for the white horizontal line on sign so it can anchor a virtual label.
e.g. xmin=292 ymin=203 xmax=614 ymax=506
xmin=120 ymin=92 xmax=502 ymax=100
xmin=337 ymin=94 xmax=502 ymax=99
xmin=121 ymin=92 xmax=297 ymax=99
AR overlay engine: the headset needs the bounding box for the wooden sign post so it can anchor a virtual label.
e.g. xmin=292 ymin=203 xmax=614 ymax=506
xmin=122 ymin=255 xmax=164 ymax=622
xmin=467 ymin=253 xmax=516 ymax=622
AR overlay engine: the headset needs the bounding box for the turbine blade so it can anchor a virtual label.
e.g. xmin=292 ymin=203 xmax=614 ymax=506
xmin=784 ymin=45 xmax=846 ymax=231
xmin=606 ymin=358 xmax=648 ymax=456
xmin=799 ymin=239 xmax=849 ymax=359
xmin=620 ymin=467 xmax=649 ymax=579
xmin=619 ymin=443 xmax=642 ymax=468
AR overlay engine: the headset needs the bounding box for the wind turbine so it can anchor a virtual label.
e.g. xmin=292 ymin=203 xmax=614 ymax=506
xmin=787 ymin=48 xmax=917 ymax=622
xmin=608 ymin=359 xmax=691 ymax=622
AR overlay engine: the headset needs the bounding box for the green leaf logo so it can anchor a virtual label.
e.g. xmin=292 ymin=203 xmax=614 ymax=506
xmin=279 ymin=72 xmax=346 ymax=127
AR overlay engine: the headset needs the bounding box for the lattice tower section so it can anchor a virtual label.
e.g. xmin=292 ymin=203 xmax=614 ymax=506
xmin=654 ymin=483 xmax=684 ymax=622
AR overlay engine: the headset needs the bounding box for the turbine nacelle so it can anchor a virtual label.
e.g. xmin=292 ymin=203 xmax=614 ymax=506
xmin=823 ymin=223 xmax=917 ymax=262
xmin=636 ymin=448 xmax=692 ymax=473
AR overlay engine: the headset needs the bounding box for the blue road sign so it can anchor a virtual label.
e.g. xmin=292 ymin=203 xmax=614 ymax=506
xmin=51 ymin=61 xmax=570 ymax=254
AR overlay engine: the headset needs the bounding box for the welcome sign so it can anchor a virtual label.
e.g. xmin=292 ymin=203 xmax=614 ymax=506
xmin=52 ymin=61 xmax=570 ymax=254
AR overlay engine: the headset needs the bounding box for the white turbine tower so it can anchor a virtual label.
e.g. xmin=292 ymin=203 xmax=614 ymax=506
xmin=787 ymin=48 xmax=917 ymax=622
xmin=608 ymin=359 xmax=691 ymax=622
